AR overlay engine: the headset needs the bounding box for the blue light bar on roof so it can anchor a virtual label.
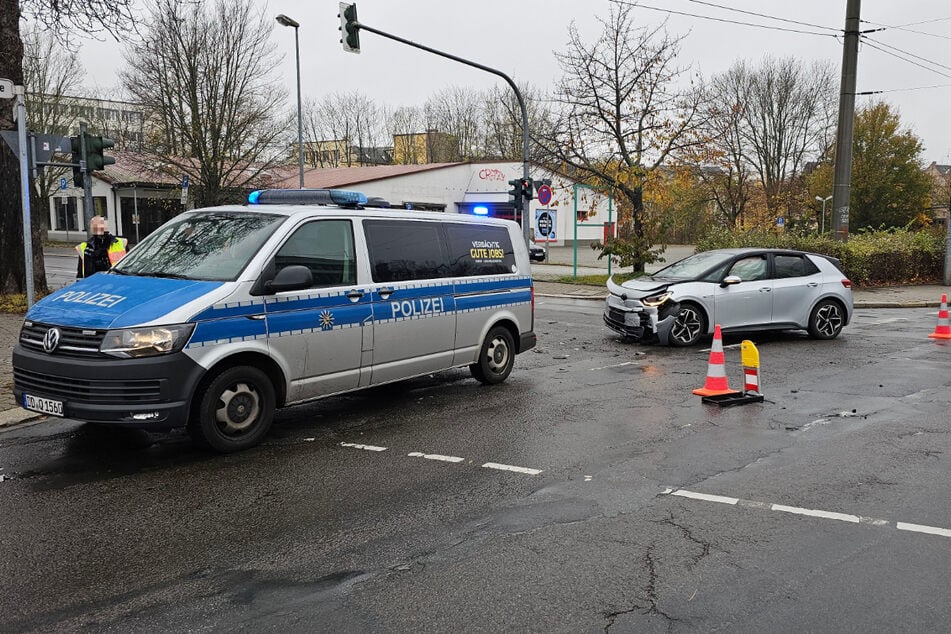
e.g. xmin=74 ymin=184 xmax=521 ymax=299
xmin=247 ymin=189 xmax=368 ymax=206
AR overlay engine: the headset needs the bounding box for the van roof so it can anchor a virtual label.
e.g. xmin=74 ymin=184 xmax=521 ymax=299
xmin=184 ymin=204 xmax=516 ymax=226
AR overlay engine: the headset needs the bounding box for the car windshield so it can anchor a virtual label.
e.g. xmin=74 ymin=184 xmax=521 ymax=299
xmin=113 ymin=211 xmax=285 ymax=281
xmin=653 ymin=251 xmax=736 ymax=280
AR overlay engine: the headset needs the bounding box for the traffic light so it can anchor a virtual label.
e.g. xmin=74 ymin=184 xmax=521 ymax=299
xmin=521 ymin=178 xmax=533 ymax=201
xmin=70 ymin=134 xmax=84 ymax=188
xmin=507 ymin=178 xmax=524 ymax=212
xmin=339 ymin=3 xmax=360 ymax=53
xmin=86 ymin=136 xmax=116 ymax=172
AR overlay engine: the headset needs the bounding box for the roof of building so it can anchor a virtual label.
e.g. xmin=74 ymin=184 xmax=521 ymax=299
xmin=271 ymin=162 xmax=469 ymax=189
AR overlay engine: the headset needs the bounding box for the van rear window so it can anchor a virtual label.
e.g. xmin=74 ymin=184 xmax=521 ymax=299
xmin=445 ymin=224 xmax=515 ymax=276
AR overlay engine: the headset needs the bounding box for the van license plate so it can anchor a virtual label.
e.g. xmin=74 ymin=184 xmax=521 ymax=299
xmin=23 ymin=394 xmax=64 ymax=417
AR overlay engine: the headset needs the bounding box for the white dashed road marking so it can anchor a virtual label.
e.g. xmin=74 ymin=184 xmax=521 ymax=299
xmin=482 ymin=462 xmax=543 ymax=476
xmin=408 ymin=452 xmax=465 ymax=463
xmin=340 ymin=441 xmax=541 ymax=476
xmin=340 ymin=442 xmax=388 ymax=452
xmin=666 ymin=488 xmax=948 ymax=539
xmin=897 ymin=522 xmax=951 ymax=538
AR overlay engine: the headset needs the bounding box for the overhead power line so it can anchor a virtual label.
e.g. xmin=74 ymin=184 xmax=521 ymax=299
xmin=686 ymin=0 xmax=841 ymax=32
xmin=861 ymin=19 xmax=951 ymax=41
xmin=609 ymin=0 xmax=839 ymax=38
xmin=861 ymin=40 xmax=951 ymax=81
xmin=863 ymin=36 xmax=951 ymax=75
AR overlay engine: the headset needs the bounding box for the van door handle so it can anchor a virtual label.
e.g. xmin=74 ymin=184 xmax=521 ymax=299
xmin=346 ymin=290 xmax=364 ymax=302
xmin=377 ymin=287 xmax=394 ymax=299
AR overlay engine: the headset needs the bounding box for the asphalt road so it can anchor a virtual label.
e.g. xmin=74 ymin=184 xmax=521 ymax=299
xmin=2 ymin=299 xmax=951 ymax=631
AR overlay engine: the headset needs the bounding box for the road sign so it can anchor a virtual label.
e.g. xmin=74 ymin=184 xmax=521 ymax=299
xmin=536 ymin=184 xmax=552 ymax=206
xmin=181 ymin=174 xmax=189 ymax=189
xmin=777 ymin=217 xmax=785 ymax=227
xmin=534 ymin=209 xmax=556 ymax=241
xmin=0 ymin=78 xmax=13 ymax=99
xmin=60 ymin=178 xmax=67 ymax=190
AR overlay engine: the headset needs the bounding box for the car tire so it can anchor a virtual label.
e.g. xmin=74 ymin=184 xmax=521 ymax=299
xmin=189 ymin=365 xmax=275 ymax=452
xmin=808 ymin=299 xmax=844 ymax=340
xmin=669 ymin=302 xmax=706 ymax=347
xmin=470 ymin=326 xmax=515 ymax=385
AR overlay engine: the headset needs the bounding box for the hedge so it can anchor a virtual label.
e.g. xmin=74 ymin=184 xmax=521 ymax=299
xmin=694 ymin=226 xmax=945 ymax=286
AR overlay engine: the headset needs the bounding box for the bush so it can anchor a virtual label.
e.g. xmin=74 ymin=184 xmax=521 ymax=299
xmin=695 ymin=226 xmax=945 ymax=286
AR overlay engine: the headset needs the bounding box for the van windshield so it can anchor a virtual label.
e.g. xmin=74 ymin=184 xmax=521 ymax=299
xmin=113 ymin=211 xmax=285 ymax=281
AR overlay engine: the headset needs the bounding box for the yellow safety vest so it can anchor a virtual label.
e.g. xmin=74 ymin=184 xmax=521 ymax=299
xmin=76 ymin=237 xmax=128 ymax=277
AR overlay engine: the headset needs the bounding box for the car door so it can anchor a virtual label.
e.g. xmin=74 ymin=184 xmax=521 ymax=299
xmin=713 ymin=253 xmax=773 ymax=329
xmin=264 ymin=219 xmax=370 ymax=401
xmin=770 ymin=252 xmax=824 ymax=326
xmin=362 ymin=218 xmax=457 ymax=385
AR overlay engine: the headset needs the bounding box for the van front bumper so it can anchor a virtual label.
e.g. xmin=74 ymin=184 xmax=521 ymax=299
xmin=12 ymin=345 xmax=206 ymax=429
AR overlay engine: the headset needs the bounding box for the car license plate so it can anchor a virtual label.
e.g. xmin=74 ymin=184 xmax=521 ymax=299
xmin=23 ymin=394 xmax=64 ymax=417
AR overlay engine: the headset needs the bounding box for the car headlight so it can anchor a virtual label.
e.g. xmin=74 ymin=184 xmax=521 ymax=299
xmin=641 ymin=291 xmax=672 ymax=307
xmin=100 ymin=324 xmax=195 ymax=358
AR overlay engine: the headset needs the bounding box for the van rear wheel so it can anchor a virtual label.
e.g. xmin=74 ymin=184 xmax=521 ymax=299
xmin=470 ymin=326 xmax=515 ymax=385
xmin=189 ymin=365 xmax=275 ymax=452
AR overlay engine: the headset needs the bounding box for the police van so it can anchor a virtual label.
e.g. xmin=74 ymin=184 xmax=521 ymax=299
xmin=13 ymin=189 xmax=536 ymax=451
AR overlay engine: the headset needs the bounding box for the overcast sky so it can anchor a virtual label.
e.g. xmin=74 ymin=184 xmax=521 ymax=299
xmin=71 ymin=0 xmax=951 ymax=163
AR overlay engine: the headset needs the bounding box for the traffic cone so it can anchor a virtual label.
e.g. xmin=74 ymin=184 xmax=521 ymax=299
xmin=693 ymin=325 xmax=740 ymax=397
xmin=928 ymin=294 xmax=951 ymax=340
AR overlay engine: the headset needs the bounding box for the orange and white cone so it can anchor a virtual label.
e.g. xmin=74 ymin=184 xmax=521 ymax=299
xmin=693 ymin=325 xmax=740 ymax=397
xmin=928 ymin=294 xmax=951 ymax=340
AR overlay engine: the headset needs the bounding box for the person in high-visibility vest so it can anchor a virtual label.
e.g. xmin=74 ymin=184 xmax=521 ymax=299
xmin=75 ymin=215 xmax=128 ymax=279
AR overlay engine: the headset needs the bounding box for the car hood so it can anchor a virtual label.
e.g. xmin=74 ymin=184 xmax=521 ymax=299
xmin=607 ymin=275 xmax=677 ymax=298
xmin=26 ymin=274 xmax=223 ymax=329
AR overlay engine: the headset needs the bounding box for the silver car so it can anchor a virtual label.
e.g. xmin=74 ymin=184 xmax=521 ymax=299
xmin=603 ymin=248 xmax=854 ymax=346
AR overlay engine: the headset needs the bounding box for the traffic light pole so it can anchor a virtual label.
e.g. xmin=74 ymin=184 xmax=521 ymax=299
xmin=79 ymin=122 xmax=95 ymax=232
xmin=352 ymin=21 xmax=533 ymax=246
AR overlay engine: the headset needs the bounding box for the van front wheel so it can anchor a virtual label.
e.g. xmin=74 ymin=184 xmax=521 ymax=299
xmin=190 ymin=365 xmax=275 ymax=452
xmin=470 ymin=326 xmax=515 ymax=385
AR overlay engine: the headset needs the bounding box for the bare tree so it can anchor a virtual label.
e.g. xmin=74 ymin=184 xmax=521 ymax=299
xmin=22 ymin=26 xmax=83 ymax=238
xmin=481 ymin=82 xmax=551 ymax=162
xmin=302 ymin=91 xmax=388 ymax=167
xmin=711 ymin=57 xmax=836 ymax=215
xmin=387 ymin=104 xmax=425 ymax=165
xmin=541 ymin=4 xmax=707 ymax=271
xmin=1 ymin=0 xmax=136 ymax=294
xmin=120 ymin=0 xmax=288 ymax=207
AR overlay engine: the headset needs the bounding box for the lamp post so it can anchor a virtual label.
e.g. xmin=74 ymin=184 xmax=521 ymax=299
xmin=276 ymin=14 xmax=304 ymax=189
xmin=816 ymin=195 xmax=832 ymax=234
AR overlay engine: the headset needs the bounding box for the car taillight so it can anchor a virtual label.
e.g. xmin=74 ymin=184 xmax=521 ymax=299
xmin=841 ymin=278 xmax=852 ymax=288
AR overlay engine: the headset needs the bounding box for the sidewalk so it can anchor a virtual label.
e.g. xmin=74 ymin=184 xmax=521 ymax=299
xmin=2 ymin=256 xmax=948 ymax=429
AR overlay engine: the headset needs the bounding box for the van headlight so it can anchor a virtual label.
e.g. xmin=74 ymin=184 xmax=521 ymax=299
xmin=641 ymin=291 xmax=672 ymax=307
xmin=100 ymin=324 xmax=195 ymax=358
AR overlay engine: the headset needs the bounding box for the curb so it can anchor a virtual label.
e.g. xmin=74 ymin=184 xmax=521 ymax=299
xmin=0 ymin=408 xmax=42 ymax=430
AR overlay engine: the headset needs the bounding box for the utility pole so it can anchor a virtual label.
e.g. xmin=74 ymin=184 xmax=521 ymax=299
xmin=831 ymin=0 xmax=861 ymax=241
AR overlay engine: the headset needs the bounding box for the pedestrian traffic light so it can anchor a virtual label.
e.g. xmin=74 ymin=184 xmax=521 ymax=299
xmin=339 ymin=2 xmax=360 ymax=54
xmin=507 ymin=178 xmax=523 ymax=212
xmin=86 ymin=136 xmax=116 ymax=172
xmin=70 ymin=134 xmax=84 ymax=188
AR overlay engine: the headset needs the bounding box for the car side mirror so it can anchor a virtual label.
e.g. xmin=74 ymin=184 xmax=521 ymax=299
xmin=721 ymin=275 xmax=742 ymax=287
xmin=264 ymin=265 xmax=313 ymax=294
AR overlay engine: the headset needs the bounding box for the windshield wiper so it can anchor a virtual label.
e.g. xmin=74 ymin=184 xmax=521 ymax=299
xmin=136 ymin=271 xmax=191 ymax=279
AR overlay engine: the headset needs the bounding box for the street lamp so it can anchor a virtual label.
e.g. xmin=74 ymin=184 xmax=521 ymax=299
xmin=816 ymin=195 xmax=832 ymax=234
xmin=276 ymin=14 xmax=304 ymax=189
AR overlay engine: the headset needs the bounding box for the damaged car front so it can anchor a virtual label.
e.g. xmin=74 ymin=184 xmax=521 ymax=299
xmin=603 ymin=277 xmax=682 ymax=345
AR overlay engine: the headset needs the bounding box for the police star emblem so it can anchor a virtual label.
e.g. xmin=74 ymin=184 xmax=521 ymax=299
xmin=319 ymin=310 xmax=335 ymax=331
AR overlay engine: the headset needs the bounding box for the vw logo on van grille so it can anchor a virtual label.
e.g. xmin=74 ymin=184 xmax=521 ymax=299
xmin=43 ymin=327 xmax=62 ymax=353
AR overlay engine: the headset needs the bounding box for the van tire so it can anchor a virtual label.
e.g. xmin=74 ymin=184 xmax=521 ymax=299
xmin=189 ymin=365 xmax=276 ymax=452
xmin=470 ymin=326 xmax=515 ymax=385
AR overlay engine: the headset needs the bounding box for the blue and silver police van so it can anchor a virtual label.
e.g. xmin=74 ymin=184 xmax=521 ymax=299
xmin=12 ymin=189 xmax=536 ymax=451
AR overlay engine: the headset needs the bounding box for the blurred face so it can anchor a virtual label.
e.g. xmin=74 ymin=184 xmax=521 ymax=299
xmin=90 ymin=217 xmax=106 ymax=235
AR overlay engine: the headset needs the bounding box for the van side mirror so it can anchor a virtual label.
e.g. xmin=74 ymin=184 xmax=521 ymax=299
xmin=264 ymin=265 xmax=313 ymax=294
xmin=720 ymin=275 xmax=742 ymax=287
